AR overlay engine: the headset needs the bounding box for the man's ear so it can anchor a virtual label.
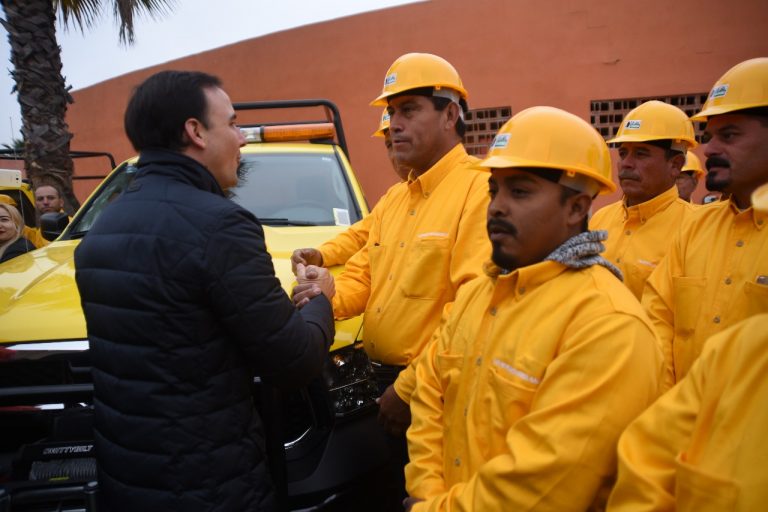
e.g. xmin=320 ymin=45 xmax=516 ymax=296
xmin=443 ymin=102 xmax=460 ymax=131
xmin=669 ymin=152 xmax=685 ymax=178
xmin=566 ymin=193 xmax=592 ymax=229
xmin=183 ymin=118 xmax=206 ymax=149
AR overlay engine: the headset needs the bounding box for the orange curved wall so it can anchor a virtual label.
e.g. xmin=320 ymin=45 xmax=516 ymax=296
xmin=66 ymin=0 xmax=768 ymax=209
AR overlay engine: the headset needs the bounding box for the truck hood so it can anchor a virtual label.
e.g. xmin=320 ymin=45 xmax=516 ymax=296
xmin=0 ymin=225 xmax=355 ymax=344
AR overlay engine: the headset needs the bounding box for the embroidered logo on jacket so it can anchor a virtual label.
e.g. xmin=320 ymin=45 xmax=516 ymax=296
xmin=492 ymin=358 xmax=540 ymax=385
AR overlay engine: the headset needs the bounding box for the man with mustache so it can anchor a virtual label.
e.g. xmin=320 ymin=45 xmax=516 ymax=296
xmin=642 ymin=57 xmax=768 ymax=391
xmin=294 ymin=53 xmax=490 ymax=509
xmin=590 ymin=101 xmax=698 ymax=299
xmin=403 ymin=106 xmax=662 ymax=512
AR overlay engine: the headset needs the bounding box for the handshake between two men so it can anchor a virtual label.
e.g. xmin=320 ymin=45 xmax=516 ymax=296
xmin=291 ymin=248 xmax=335 ymax=308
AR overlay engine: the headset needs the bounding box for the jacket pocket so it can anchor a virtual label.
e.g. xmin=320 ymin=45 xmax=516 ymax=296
xmin=486 ymin=364 xmax=537 ymax=451
xmin=743 ymin=279 xmax=768 ymax=318
xmin=672 ymin=276 xmax=707 ymax=336
xmin=675 ymin=454 xmax=738 ymax=511
xmin=399 ymin=236 xmax=450 ymax=300
xmin=369 ymin=243 xmax=386 ymax=275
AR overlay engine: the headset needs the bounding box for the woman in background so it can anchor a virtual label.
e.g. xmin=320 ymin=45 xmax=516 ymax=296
xmin=0 ymin=202 xmax=36 ymax=264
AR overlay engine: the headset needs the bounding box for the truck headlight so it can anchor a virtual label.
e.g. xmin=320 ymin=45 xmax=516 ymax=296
xmin=324 ymin=343 xmax=378 ymax=417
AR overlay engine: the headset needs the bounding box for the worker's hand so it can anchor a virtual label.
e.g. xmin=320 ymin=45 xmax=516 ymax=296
xmin=291 ymin=248 xmax=323 ymax=275
xmin=293 ymin=263 xmax=335 ymax=307
xmin=292 ymin=282 xmax=321 ymax=309
xmin=376 ymin=384 xmax=411 ymax=436
xmin=403 ymin=497 xmax=424 ymax=512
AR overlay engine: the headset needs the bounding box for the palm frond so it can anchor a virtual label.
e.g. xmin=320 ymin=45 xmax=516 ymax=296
xmin=55 ymin=0 xmax=102 ymax=31
xmin=114 ymin=0 xmax=175 ymax=45
xmin=53 ymin=0 xmax=175 ymax=45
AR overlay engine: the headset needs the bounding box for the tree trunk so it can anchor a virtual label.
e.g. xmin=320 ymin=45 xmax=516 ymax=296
xmin=1 ymin=0 xmax=79 ymax=214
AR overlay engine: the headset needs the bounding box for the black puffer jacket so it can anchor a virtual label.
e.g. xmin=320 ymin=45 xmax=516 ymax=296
xmin=0 ymin=236 xmax=35 ymax=263
xmin=75 ymin=150 xmax=333 ymax=511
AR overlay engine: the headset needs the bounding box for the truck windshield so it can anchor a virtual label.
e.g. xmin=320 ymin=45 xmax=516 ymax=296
xmin=67 ymin=150 xmax=361 ymax=238
xmin=232 ymin=152 xmax=361 ymax=226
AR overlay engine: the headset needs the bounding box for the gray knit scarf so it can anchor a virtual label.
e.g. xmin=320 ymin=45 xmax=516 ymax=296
xmin=545 ymin=230 xmax=623 ymax=280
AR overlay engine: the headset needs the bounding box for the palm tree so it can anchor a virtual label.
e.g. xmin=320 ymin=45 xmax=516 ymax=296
xmin=0 ymin=0 xmax=172 ymax=214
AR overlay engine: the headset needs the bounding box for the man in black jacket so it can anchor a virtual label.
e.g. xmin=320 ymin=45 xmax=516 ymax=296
xmin=74 ymin=70 xmax=335 ymax=511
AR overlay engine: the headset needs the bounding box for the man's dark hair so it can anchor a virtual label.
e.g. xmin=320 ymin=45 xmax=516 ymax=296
xmin=124 ymin=70 xmax=222 ymax=152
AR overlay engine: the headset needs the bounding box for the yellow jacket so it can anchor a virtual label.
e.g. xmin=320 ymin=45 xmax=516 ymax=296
xmin=641 ymin=198 xmax=768 ymax=389
xmin=608 ymin=313 xmax=768 ymax=512
xmin=590 ymin=186 xmax=696 ymax=299
xmin=332 ymin=144 xmax=489 ymax=376
xmin=318 ymin=212 xmax=373 ymax=267
xmin=406 ymin=259 xmax=662 ymax=512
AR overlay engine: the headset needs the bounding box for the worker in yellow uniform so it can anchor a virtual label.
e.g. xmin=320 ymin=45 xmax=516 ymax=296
xmin=642 ymin=57 xmax=768 ymax=390
xmin=676 ymin=151 xmax=705 ymax=202
xmin=294 ymin=108 xmax=412 ymax=269
xmin=590 ymin=101 xmax=698 ymax=299
xmin=293 ymin=52 xmax=490 ymax=510
xmin=404 ymin=106 xmax=662 ymax=512
xmin=607 ymin=312 xmax=768 ymax=511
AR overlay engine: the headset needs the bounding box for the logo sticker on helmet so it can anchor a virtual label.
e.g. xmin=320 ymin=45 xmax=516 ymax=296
xmin=625 ymin=120 xmax=642 ymax=130
xmin=491 ymin=134 xmax=510 ymax=149
xmin=710 ymin=84 xmax=729 ymax=99
xmin=384 ymin=73 xmax=397 ymax=87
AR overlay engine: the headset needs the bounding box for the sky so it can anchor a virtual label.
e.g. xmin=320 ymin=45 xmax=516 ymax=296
xmin=0 ymin=0 xmax=421 ymax=146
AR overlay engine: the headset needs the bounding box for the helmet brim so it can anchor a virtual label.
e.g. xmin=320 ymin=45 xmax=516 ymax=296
xmin=474 ymin=155 xmax=617 ymax=195
xmin=691 ymin=102 xmax=768 ymax=122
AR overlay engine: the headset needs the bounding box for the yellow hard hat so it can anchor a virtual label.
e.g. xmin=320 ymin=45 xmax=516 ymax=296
xmin=692 ymin=57 xmax=768 ymax=121
xmin=372 ymin=108 xmax=390 ymax=138
xmin=370 ymin=53 xmax=468 ymax=107
xmin=752 ymin=182 xmax=768 ymax=213
xmin=476 ymin=106 xmax=616 ymax=195
xmin=608 ymin=100 xmax=697 ymax=150
xmin=0 ymin=193 xmax=18 ymax=206
xmin=682 ymin=151 xmax=705 ymax=175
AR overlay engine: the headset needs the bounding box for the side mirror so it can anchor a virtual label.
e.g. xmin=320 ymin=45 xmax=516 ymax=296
xmin=40 ymin=212 xmax=69 ymax=241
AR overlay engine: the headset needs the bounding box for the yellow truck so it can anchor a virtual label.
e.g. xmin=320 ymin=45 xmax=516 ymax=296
xmin=0 ymin=100 xmax=388 ymax=511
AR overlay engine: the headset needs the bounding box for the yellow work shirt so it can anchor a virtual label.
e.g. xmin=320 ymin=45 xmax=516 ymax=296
xmin=22 ymin=226 xmax=46 ymax=248
xmin=318 ymin=212 xmax=374 ymax=267
xmin=332 ymin=143 xmax=489 ymax=372
xmin=608 ymin=314 xmax=768 ymax=512
xmin=406 ymin=259 xmax=662 ymax=512
xmin=642 ymin=198 xmax=768 ymax=390
xmin=590 ymin=186 xmax=696 ymax=299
